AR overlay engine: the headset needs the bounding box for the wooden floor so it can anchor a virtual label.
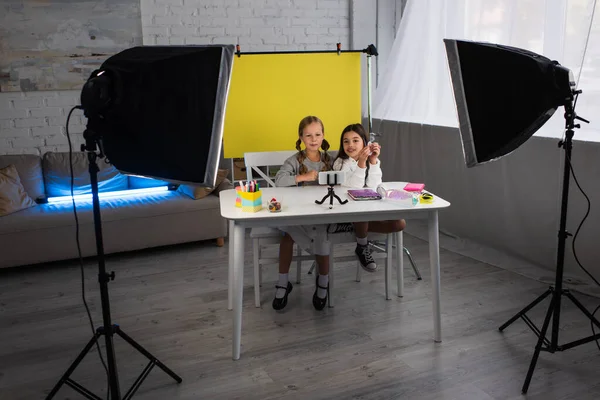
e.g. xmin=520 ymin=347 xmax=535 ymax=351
xmin=1 ymin=233 xmax=600 ymax=400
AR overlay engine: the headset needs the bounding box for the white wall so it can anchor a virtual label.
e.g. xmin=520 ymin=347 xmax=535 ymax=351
xmin=142 ymin=0 xmax=350 ymax=50
xmin=0 ymin=91 xmax=86 ymax=156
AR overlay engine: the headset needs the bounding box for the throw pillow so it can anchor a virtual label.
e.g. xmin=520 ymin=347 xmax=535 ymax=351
xmin=0 ymin=164 xmax=37 ymax=217
xmin=179 ymin=169 xmax=229 ymax=200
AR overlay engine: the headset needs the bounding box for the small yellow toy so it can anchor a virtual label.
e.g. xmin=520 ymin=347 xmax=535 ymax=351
xmin=419 ymin=193 xmax=434 ymax=204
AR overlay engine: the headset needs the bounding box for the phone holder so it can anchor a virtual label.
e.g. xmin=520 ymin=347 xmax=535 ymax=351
xmin=315 ymin=171 xmax=348 ymax=209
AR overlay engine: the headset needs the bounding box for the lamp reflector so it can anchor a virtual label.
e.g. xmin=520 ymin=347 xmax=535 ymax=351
xmin=82 ymin=45 xmax=235 ymax=187
xmin=443 ymin=39 xmax=575 ymax=167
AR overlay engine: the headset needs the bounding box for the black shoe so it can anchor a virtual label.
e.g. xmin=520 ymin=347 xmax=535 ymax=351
xmin=327 ymin=222 xmax=354 ymax=234
xmin=272 ymin=281 xmax=293 ymax=310
xmin=312 ymin=274 xmax=329 ymax=311
xmin=355 ymin=244 xmax=377 ymax=272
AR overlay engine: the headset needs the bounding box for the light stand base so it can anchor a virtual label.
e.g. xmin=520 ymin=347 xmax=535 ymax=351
xmin=498 ymin=90 xmax=599 ymax=395
xmin=46 ymin=324 xmax=182 ymax=400
xmin=46 ymin=124 xmax=181 ymax=400
xmin=499 ymin=286 xmax=600 ymax=394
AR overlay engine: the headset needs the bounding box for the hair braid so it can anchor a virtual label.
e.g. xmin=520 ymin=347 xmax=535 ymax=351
xmin=320 ymin=139 xmax=332 ymax=171
xmin=295 ymin=139 xmax=307 ymax=175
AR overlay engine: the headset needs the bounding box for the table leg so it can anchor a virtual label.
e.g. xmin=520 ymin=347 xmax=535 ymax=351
xmin=396 ymin=231 xmax=404 ymax=297
xmin=385 ymin=233 xmax=393 ymax=300
xmin=232 ymin=223 xmax=245 ymax=360
xmin=428 ymin=210 xmax=442 ymax=343
xmin=227 ymin=220 xmax=234 ymax=311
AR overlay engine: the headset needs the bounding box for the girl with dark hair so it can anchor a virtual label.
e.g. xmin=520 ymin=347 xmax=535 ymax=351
xmin=333 ymin=123 xmax=406 ymax=272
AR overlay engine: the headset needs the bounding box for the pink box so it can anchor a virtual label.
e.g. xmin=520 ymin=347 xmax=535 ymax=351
xmin=403 ymin=183 xmax=425 ymax=192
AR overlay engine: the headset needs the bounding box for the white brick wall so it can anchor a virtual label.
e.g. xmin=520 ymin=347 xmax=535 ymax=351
xmin=141 ymin=0 xmax=350 ymax=51
xmin=0 ymin=91 xmax=85 ymax=155
xmin=0 ymin=0 xmax=353 ymax=155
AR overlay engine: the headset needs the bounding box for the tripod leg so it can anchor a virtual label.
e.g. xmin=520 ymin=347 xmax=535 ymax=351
xmin=332 ymin=193 xmax=348 ymax=204
xmin=522 ymin=294 xmax=556 ymax=394
xmin=564 ymin=291 xmax=600 ymax=329
xmin=46 ymin=331 xmax=102 ymax=399
xmin=116 ymin=328 xmax=182 ymax=383
xmin=499 ymin=288 xmax=552 ymax=331
xmin=315 ymin=194 xmax=330 ymax=205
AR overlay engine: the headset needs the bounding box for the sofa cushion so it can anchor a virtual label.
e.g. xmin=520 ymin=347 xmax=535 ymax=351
xmin=43 ymin=152 xmax=128 ymax=197
xmin=0 ymin=154 xmax=45 ymax=201
xmin=178 ymin=168 xmax=229 ymax=200
xmin=0 ymin=164 xmax=37 ymax=217
xmin=128 ymin=175 xmax=171 ymax=189
xmin=0 ymin=190 xmax=220 ymax=235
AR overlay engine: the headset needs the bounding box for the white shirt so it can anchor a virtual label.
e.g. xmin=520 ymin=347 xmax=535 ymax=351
xmin=332 ymin=157 xmax=382 ymax=188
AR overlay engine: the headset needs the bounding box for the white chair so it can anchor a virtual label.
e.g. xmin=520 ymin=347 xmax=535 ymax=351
xmin=244 ymin=151 xmax=419 ymax=308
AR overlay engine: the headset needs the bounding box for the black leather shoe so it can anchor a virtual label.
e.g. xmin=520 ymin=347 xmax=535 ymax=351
xmin=312 ymin=275 xmax=328 ymax=311
xmin=272 ymin=281 xmax=293 ymax=310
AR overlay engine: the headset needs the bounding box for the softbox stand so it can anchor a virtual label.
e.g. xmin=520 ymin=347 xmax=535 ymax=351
xmin=498 ymin=91 xmax=600 ymax=394
xmin=46 ymin=122 xmax=182 ymax=400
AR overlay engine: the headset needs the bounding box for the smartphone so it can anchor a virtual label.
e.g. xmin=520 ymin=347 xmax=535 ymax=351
xmin=318 ymin=171 xmax=346 ymax=185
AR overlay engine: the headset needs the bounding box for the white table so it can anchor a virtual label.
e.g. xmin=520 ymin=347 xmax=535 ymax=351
xmin=220 ymin=182 xmax=451 ymax=360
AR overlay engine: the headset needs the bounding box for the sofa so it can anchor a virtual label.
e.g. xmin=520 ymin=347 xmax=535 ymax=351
xmin=0 ymin=151 xmax=232 ymax=269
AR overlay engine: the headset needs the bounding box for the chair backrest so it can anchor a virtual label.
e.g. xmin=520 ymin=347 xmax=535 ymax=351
xmin=244 ymin=151 xmax=297 ymax=187
xmin=244 ymin=150 xmax=339 ymax=187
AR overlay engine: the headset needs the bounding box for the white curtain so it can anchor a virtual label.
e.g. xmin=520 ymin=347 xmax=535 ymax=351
xmin=373 ymin=0 xmax=599 ymax=140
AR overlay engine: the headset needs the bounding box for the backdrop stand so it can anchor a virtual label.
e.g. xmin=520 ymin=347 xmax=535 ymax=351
xmin=364 ymin=44 xmax=378 ymax=142
xmin=227 ymin=44 xmax=376 ymax=183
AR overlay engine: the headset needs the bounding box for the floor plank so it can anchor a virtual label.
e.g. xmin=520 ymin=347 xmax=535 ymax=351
xmin=1 ymin=233 xmax=600 ymax=399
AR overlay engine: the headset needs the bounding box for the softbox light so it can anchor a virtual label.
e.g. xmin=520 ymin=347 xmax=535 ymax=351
xmin=443 ymin=39 xmax=600 ymax=396
xmin=48 ymin=45 xmax=235 ymax=400
xmin=81 ymin=45 xmax=235 ymax=187
xmin=443 ymin=39 xmax=575 ymax=167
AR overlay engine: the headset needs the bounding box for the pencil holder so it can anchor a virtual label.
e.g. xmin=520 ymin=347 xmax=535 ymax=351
xmin=235 ymin=187 xmax=242 ymax=208
xmin=240 ymin=190 xmax=263 ymax=212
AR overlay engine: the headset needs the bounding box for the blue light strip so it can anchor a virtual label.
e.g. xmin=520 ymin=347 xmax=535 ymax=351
xmin=47 ymin=186 xmax=170 ymax=204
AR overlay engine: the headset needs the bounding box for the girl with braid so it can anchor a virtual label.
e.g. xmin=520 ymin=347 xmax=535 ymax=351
xmin=272 ymin=116 xmax=333 ymax=311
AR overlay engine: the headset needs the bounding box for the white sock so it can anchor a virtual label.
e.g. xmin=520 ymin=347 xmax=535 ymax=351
xmin=356 ymin=236 xmax=368 ymax=246
xmin=317 ymin=274 xmax=329 ymax=299
xmin=275 ymin=273 xmax=289 ymax=299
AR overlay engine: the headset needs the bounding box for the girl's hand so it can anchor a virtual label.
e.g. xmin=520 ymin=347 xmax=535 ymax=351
xmin=369 ymin=143 xmax=380 ymax=164
xmin=297 ymin=170 xmax=318 ymax=183
xmin=357 ymin=146 xmax=370 ymax=168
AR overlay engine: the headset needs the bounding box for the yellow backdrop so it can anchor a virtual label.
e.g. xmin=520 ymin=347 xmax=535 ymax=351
xmin=222 ymin=52 xmax=362 ymax=158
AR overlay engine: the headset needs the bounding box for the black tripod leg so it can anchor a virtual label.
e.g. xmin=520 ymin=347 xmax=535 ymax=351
xmin=564 ymin=291 xmax=600 ymax=329
xmin=499 ymin=288 xmax=552 ymax=331
xmin=116 ymin=328 xmax=182 ymax=383
xmin=46 ymin=331 xmax=102 ymax=399
xmin=522 ymin=294 xmax=556 ymax=394
xmin=556 ymin=291 xmax=600 ymax=351
xmin=332 ymin=193 xmax=348 ymax=204
xmin=315 ymin=194 xmax=330 ymax=205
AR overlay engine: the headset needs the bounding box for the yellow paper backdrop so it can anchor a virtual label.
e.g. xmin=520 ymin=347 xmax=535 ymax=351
xmin=222 ymin=52 xmax=362 ymax=158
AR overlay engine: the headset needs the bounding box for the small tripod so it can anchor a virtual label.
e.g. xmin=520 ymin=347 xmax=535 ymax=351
xmin=315 ymin=174 xmax=347 ymax=209
xmin=498 ymin=90 xmax=600 ymax=394
xmin=46 ymin=122 xmax=181 ymax=400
